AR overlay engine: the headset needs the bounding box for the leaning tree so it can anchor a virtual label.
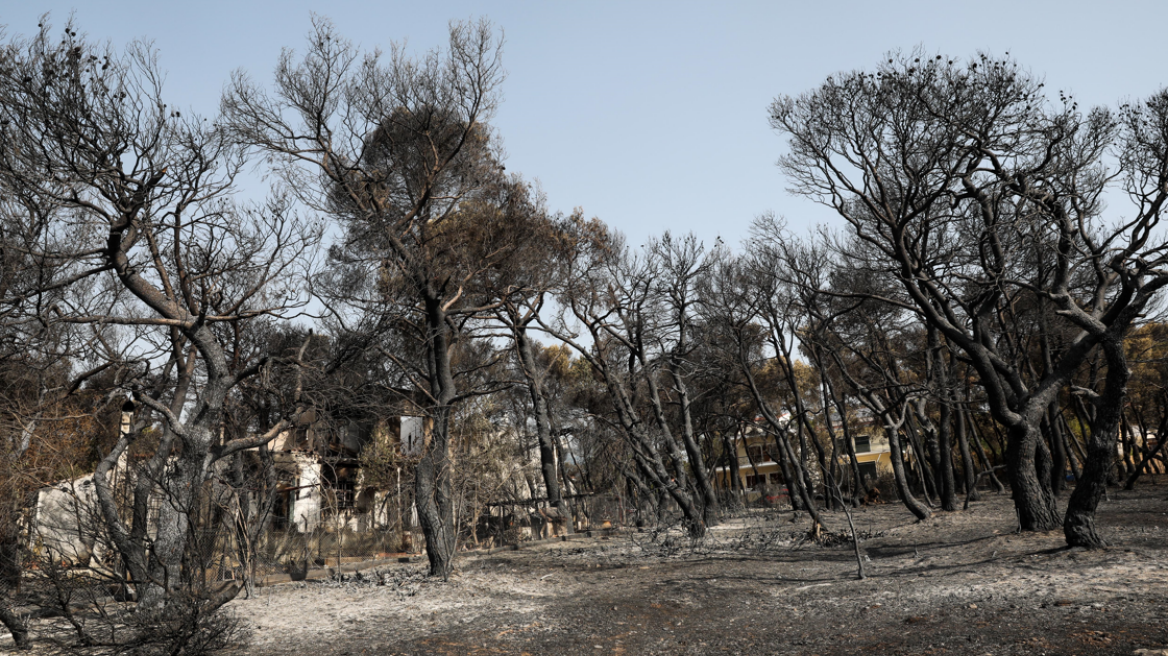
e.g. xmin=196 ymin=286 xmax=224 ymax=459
xmin=542 ymin=227 xmax=713 ymax=537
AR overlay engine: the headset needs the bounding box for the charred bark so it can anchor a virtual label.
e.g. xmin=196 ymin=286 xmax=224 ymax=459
xmin=1005 ymin=422 xmax=1061 ymax=532
xmin=955 ymin=406 xmax=979 ymax=501
xmin=1064 ymin=335 xmax=1130 ymax=548
xmin=885 ymin=422 xmax=931 ymax=521
xmin=513 ymin=325 xmax=572 ymax=525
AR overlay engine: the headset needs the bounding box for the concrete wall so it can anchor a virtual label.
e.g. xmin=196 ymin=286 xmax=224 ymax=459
xmin=289 ymin=453 xmax=322 ymax=533
xmin=32 ymin=475 xmax=101 ymax=566
xmin=31 ymin=449 xmax=130 ymax=567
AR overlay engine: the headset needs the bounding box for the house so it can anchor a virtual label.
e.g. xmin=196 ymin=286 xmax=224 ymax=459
xmin=264 ymin=413 xmax=429 ymax=534
xmin=710 ymin=419 xmax=797 ymax=503
xmin=31 ymin=467 xmax=119 ymax=569
xmin=843 ymin=432 xmax=894 ymax=484
xmin=713 ymin=430 xmax=785 ymax=494
xmin=711 ymin=417 xmax=896 ymax=500
xmin=27 ymin=408 xmax=431 ymax=569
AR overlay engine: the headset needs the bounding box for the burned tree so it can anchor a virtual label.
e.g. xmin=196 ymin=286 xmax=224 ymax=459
xmin=542 ymin=227 xmax=713 ymax=537
xmin=0 ymin=21 xmax=320 ymax=610
xmin=698 ymin=246 xmax=825 ymax=527
xmin=223 ymin=18 xmax=544 ymax=577
xmin=771 ymin=51 xmax=1168 ymax=545
xmin=491 ymin=210 xmax=583 ymax=529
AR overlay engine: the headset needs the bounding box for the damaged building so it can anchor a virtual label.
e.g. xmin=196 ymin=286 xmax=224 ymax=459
xmin=265 ymin=411 xmax=429 ymax=534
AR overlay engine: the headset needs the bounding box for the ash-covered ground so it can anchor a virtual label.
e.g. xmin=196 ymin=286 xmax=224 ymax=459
xmin=230 ymin=481 xmax=1168 ymax=656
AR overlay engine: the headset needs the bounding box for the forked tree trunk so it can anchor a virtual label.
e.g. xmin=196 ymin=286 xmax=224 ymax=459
xmin=1005 ymin=422 xmax=1062 ymax=532
xmin=732 ymin=343 xmax=818 ymax=522
xmin=666 ymin=365 xmax=719 ymax=523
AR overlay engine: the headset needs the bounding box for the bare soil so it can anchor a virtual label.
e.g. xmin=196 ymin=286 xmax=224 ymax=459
xmin=228 ymin=480 xmax=1168 ymax=655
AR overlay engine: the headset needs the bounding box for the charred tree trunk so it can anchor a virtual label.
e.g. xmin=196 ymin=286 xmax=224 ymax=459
xmin=902 ymin=416 xmax=937 ymax=507
xmin=624 ymin=431 xmax=706 ymax=537
xmin=824 ymin=377 xmax=867 ymax=502
xmin=817 ymin=376 xmax=861 ymax=505
xmin=769 ymin=430 xmax=805 ymax=511
xmin=416 ymin=295 xmax=460 ymax=580
xmin=956 ymin=406 xmax=979 ymax=501
xmin=775 ymin=429 xmax=822 ymax=525
xmin=640 ymin=378 xmax=707 ymax=537
xmin=1005 ymin=421 xmax=1061 ymax=532
xmin=513 ymin=325 xmax=572 ymax=526
xmin=416 ymin=404 xmax=457 ymax=578
xmin=928 ymin=334 xmax=958 ymax=511
xmin=142 ymin=460 xmax=196 ymax=606
xmin=936 ymin=401 xmax=958 ymax=511
xmin=1064 ymin=335 xmax=1130 ymax=548
xmin=591 ymin=360 xmax=708 ymax=538
xmin=1057 ymin=411 xmax=1087 ymax=481
xmin=1046 ymin=404 xmax=1068 ymax=493
xmin=734 ymin=344 xmax=821 ymax=527
xmin=137 ymin=354 xmax=235 ymax=608
xmin=967 ymin=414 xmax=1007 ymax=493
xmin=885 ymin=421 xmax=931 ymax=521
xmin=665 ymin=361 xmax=719 ymax=523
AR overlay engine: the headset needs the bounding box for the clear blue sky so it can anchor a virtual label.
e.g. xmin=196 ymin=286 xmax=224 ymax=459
xmin=5 ymin=1 xmax=1167 ymax=248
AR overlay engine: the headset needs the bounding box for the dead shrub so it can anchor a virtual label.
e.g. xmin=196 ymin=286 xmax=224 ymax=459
xmin=39 ymin=588 xmax=249 ymax=656
xmin=108 ymin=591 xmax=249 ymax=656
xmin=25 ymin=556 xmax=249 ymax=656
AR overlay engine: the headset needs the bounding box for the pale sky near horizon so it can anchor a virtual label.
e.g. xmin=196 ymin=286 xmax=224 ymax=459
xmin=4 ymin=1 xmax=1167 ymax=250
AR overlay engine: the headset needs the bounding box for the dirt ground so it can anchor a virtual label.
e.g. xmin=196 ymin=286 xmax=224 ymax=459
xmin=228 ymin=480 xmax=1166 ymax=655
